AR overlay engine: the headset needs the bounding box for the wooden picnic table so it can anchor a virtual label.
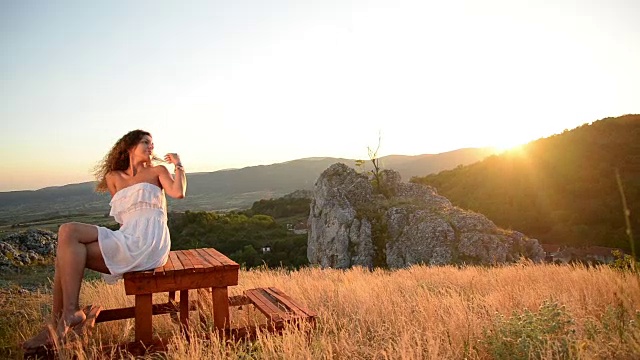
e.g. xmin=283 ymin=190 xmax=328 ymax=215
xmin=96 ymin=248 xmax=239 ymax=344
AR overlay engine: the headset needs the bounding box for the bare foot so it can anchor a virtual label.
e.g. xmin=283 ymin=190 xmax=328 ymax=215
xmin=22 ymin=324 xmax=56 ymax=350
xmin=56 ymin=309 xmax=86 ymax=340
xmin=72 ymin=305 xmax=102 ymax=336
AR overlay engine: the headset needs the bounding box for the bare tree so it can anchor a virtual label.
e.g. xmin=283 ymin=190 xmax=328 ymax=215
xmin=355 ymin=132 xmax=386 ymax=196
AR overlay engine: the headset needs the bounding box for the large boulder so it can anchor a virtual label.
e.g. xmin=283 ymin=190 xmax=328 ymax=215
xmin=307 ymin=163 xmax=544 ymax=268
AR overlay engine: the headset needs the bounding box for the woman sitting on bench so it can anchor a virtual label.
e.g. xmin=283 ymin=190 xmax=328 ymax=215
xmin=22 ymin=129 xmax=187 ymax=350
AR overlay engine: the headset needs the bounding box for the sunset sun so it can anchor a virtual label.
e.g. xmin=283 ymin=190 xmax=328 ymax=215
xmin=491 ymin=140 xmax=527 ymax=153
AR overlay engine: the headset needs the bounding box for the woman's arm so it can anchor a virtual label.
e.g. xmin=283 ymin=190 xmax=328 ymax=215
xmin=157 ymin=154 xmax=187 ymax=199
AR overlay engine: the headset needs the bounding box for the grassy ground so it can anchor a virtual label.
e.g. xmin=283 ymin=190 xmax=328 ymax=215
xmin=0 ymin=264 xmax=56 ymax=292
xmin=0 ymin=265 xmax=102 ymax=291
xmin=1 ymin=262 xmax=639 ymax=359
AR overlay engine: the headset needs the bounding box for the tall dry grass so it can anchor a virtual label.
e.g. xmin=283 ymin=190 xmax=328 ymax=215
xmin=3 ymin=262 xmax=639 ymax=359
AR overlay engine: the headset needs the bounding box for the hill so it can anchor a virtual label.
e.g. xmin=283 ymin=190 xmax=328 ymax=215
xmin=412 ymin=114 xmax=640 ymax=252
xmin=0 ymin=148 xmax=495 ymax=225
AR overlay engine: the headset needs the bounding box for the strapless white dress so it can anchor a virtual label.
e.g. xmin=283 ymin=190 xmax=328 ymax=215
xmin=96 ymin=182 xmax=171 ymax=284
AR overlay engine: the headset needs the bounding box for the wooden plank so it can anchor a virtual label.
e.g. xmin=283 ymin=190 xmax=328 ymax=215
xmin=124 ymin=273 xmax=158 ymax=295
xmin=192 ymin=248 xmax=213 ymax=267
xmin=134 ymin=294 xmax=153 ymax=344
xmin=96 ymin=302 xmax=183 ymax=323
xmin=245 ymin=289 xmax=287 ymax=323
xmin=169 ymin=251 xmax=183 ymax=272
xmin=263 ymin=288 xmax=308 ymax=319
xmin=203 ymin=248 xmax=239 ymax=269
xmin=175 ymin=251 xmax=196 ymax=274
xmin=124 ymin=253 xmax=178 ymax=280
xmin=124 ymin=269 xmax=153 ymax=280
xmin=251 ymin=290 xmax=287 ymax=323
xmin=202 ymin=248 xmax=226 ymax=267
xmin=174 ymin=250 xmax=191 ymax=270
xmin=162 ymin=258 xmax=177 ymax=287
xmin=245 ymin=289 xmax=271 ymax=312
xmin=194 ymin=248 xmax=221 ymax=268
xmin=265 ymin=287 xmax=317 ymax=317
xmin=184 ymin=250 xmax=205 ymax=272
xmin=122 ymin=272 xmax=135 ymax=280
xmin=124 ymin=269 xmax=238 ymax=295
xmin=214 ymin=248 xmax=240 ymax=268
xmin=199 ymin=248 xmax=224 ymax=268
xmin=98 ymin=307 xmax=136 ymax=323
xmin=164 ymin=252 xmax=180 ymax=286
xmin=163 ymin=254 xmax=176 ymax=272
xmin=123 ymin=247 xmax=237 ymax=280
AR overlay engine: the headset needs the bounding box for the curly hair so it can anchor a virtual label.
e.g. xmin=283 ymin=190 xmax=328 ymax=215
xmin=93 ymin=130 xmax=151 ymax=192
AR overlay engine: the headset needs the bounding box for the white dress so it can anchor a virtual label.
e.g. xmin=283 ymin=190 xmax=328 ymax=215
xmin=96 ymin=182 xmax=171 ymax=284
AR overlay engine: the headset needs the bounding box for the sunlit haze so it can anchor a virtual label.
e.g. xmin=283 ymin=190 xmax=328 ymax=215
xmin=1 ymin=0 xmax=639 ymax=192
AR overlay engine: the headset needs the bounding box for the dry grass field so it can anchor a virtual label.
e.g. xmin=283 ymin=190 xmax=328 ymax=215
xmin=1 ymin=262 xmax=639 ymax=359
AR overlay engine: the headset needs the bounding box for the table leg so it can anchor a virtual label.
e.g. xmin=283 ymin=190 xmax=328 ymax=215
xmin=180 ymin=289 xmax=189 ymax=340
xmin=135 ymin=293 xmax=153 ymax=344
xmin=168 ymin=291 xmax=179 ymax=323
xmin=212 ymin=287 xmax=230 ymax=330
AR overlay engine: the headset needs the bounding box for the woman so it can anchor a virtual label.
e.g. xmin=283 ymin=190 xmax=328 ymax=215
xmin=22 ymin=129 xmax=187 ymax=349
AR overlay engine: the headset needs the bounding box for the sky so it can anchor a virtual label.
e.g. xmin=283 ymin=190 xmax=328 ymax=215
xmin=1 ymin=0 xmax=639 ymax=192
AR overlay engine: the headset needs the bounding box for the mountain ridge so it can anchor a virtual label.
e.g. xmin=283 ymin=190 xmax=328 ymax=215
xmin=0 ymin=148 xmax=497 ymax=224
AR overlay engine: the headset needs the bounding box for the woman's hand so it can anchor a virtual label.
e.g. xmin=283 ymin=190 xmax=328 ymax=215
xmin=164 ymin=153 xmax=181 ymax=165
xmin=158 ymin=153 xmax=187 ymax=199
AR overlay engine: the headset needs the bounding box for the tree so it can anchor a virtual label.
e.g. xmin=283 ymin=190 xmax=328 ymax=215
xmin=355 ymin=132 xmax=390 ymax=197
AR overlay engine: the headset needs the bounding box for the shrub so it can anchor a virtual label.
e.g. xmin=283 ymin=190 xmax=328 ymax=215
xmin=482 ymin=300 xmax=575 ymax=360
xmin=610 ymin=249 xmax=638 ymax=273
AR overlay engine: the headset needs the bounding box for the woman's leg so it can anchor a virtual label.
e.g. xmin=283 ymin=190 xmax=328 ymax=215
xmin=55 ymin=222 xmax=109 ymax=335
xmin=50 ymin=239 xmax=108 ymax=322
xmin=23 ymin=222 xmax=109 ymax=348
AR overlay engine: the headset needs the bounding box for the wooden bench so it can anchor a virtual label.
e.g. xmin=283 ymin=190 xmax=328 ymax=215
xmin=96 ymin=248 xmax=240 ymax=344
xmin=230 ymin=287 xmax=317 ymax=334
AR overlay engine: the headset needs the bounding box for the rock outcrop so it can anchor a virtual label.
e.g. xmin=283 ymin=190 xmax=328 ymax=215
xmin=307 ymin=163 xmax=544 ymax=268
xmin=0 ymin=229 xmax=57 ymax=272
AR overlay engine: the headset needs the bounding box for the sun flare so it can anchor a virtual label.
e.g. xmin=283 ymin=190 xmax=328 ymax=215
xmin=491 ymin=142 xmax=526 ymax=153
